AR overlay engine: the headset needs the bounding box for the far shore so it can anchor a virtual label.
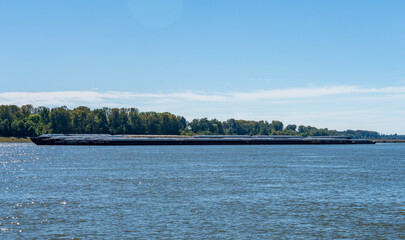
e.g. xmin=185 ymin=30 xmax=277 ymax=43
xmin=1 ymin=136 xmax=405 ymax=144
xmin=0 ymin=137 xmax=32 ymax=143
xmin=372 ymin=139 xmax=405 ymax=143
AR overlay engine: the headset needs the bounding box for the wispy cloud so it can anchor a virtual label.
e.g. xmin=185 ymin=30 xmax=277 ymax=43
xmin=1 ymin=85 xmax=405 ymax=134
xmin=1 ymin=85 xmax=405 ymax=107
xmin=229 ymin=86 xmax=405 ymax=100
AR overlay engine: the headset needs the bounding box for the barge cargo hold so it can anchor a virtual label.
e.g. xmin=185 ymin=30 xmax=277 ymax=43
xmin=30 ymin=134 xmax=375 ymax=145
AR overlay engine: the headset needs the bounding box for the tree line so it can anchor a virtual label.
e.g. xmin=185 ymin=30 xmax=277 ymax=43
xmin=0 ymin=104 xmax=400 ymax=139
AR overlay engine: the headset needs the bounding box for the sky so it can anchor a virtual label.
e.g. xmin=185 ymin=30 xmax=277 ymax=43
xmin=0 ymin=0 xmax=404 ymax=134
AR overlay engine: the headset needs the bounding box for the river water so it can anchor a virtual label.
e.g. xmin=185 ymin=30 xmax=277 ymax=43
xmin=1 ymin=143 xmax=404 ymax=239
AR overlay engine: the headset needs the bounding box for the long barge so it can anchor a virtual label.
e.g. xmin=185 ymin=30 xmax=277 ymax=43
xmin=30 ymin=134 xmax=375 ymax=145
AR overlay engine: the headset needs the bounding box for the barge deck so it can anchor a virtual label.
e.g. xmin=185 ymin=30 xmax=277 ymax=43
xmin=30 ymin=134 xmax=375 ymax=145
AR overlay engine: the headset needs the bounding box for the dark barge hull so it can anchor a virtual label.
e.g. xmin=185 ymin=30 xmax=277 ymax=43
xmin=30 ymin=134 xmax=375 ymax=145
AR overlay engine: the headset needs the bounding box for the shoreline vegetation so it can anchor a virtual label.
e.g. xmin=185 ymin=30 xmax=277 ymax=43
xmin=2 ymin=137 xmax=404 ymax=144
xmin=1 ymin=104 xmax=404 ymax=140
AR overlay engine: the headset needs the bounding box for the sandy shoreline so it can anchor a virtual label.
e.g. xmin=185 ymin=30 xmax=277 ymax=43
xmin=0 ymin=137 xmax=32 ymax=143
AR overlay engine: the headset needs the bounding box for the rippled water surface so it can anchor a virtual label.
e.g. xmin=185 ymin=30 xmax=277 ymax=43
xmin=1 ymin=143 xmax=404 ymax=239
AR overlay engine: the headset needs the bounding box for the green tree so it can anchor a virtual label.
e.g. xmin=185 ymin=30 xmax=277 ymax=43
xmin=49 ymin=106 xmax=72 ymax=133
xmin=128 ymin=108 xmax=141 ymax=133
xmin=71 ymin=106 xmax=91 ymax=133
xmin=285 ymin=124 xmax=297 ymax=132
xmin=11 ymin=119 xmax=25 ymax=137
xmin=38 ymin=107 xmax=51 ymax=125
xmin=271 ymin=120 xmax=284 ymax=132
xmin=25 ymin=114 xmax=41 ymax=136
xmin=93 ymin=109 xmax=109 ymax=133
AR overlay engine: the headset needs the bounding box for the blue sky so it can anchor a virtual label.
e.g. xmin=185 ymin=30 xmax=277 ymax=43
xmin=0 ymin=0 xmax=404 ymax=134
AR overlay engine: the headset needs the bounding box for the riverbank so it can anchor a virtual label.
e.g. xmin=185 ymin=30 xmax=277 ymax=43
xmin=2 ymin=136 xmax=404 ymax=144
xmin=0 ymin=137 xmax=32 ymax=143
